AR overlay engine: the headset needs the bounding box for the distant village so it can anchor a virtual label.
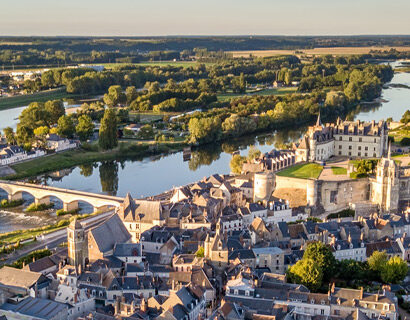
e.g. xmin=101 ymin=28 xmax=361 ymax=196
xmin=0 ymin=116 xmax=409 ymax=320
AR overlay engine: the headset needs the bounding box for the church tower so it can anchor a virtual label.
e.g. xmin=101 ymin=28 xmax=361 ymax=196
xmin=371 ymin=144 xmax=400 ymax=212
xmin=68 ymin=219 xmax=87 ymax=271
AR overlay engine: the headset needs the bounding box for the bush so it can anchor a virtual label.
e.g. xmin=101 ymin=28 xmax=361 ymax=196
xmin=327 ymin=209 xmax=355 ymax=220
xmin=8 ymin=249 xmax=52 ymax=269
xmin=26 ymin=202 xmax=54 ymax=212
xmin=0 ymin=199 xmax=24 ymax=208
xmin=56 ymin=208 xmax=81 ymax=216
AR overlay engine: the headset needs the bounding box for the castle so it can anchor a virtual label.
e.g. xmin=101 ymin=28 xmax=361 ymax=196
xmin=295 ymin=114 xmax=389 ymax=162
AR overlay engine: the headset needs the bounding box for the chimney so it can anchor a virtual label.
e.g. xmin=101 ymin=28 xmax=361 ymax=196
xmin=360 ymin=287 xmax=363 ymax=299
xmin=141 ymin=298 xmax=147 ymax=312
xmin=375 ymin=293 xmax=379 ymax=302
xmin=331 ymin=282 xmax=335 ymax=294
xmin=114 ymin=297 xmax=120 ymax=314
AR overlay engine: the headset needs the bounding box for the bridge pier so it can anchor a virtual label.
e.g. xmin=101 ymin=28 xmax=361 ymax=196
xmin=63 ymin=201 xmax=79 ymax=212
xmin=35 ymin=197 xmax=50 ymax=206
xmin=8 ymin=192 xmax=22 ymax=202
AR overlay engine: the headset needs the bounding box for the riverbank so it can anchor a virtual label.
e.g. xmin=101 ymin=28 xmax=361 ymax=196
xmin=3 ymin=140 xmax=187 ymax=180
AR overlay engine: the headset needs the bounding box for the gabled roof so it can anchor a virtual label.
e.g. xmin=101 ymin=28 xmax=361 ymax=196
xmin=0 ymin=266 xmax=45 ymax=290
xmin=89 ymin=214 xmax=131 ymax=253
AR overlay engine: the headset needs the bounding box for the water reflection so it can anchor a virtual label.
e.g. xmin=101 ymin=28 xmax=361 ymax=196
xmin=99 ymin=161 xmax=119 ymax=196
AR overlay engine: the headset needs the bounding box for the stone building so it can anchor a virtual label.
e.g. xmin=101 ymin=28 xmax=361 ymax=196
xmin=68 ymin=219 xmax=87 ymax=271
xmin=295 ymin=114 xmax=388 ymax=162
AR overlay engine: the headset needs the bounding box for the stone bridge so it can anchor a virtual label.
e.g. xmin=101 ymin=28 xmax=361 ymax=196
xmin=0 ymin=180 xmax=123 ymax=211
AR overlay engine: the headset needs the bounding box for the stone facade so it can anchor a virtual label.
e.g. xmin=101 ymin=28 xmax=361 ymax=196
xmin=295 ymin=115 xmax=388 ymax=162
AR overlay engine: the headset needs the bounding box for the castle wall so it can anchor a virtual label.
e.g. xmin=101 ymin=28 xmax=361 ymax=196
xmin=316 ymin=179 xmax=370 ymax=213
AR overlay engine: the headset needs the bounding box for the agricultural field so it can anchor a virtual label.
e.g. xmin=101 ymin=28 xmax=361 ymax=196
xmin=230 ymin=46 xmax=410 ymax=58
xmin=217 ymin=87 xmax=297 ymax=101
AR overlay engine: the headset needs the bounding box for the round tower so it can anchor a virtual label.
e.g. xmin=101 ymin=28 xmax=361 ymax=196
xmin=253 ymin=172 xmax=275 ymax=204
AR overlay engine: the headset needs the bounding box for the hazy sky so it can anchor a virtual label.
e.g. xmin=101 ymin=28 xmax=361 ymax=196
xmin=1 ymin=0 xmax=409 ymax=36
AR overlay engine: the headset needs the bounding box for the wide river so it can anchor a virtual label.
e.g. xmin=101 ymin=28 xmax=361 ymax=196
xmin=0 ymin=61 xmax=408 ymax=232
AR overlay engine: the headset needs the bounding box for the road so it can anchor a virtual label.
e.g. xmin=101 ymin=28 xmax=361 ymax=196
xmin=1 ymin=211 xmax=114 ymax=266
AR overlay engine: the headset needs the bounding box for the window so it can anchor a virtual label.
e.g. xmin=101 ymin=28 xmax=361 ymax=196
xmin=338 ymin=151 xmax=342 ymax=155
xmin=358 ymin=152 xmax=361 ymax=156
xmin=359 ymin=138 xmax=362 ymax=142
xmin=339 ymin=145 xmax=342 ymax=149
xmin=339 ymin=136 xmax=342 ymax=141
xmin=349 ymin=152 xmax=351 ymax=156
xmin=349 ymin=146 xmax=352 ymax=150
xmin=365 ymin=146 xmax=368 ymax=151
xmin=349 ymin=137 xmax=352 ymax=142
xmin=358 ymin=146 xmax=361 ymax=150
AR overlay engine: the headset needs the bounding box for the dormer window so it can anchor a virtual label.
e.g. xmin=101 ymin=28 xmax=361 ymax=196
xmin=311 ymin=299 xmax=315 ymax=304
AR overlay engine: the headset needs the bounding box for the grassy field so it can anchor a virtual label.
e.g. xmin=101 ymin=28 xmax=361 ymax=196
xmin=217 ymin=87 xmax=297 ymax=101
xmin=0 ymin=88 xmax=87 ymax=111
xmin=230 ymin=46 xmax=410 ymax=58
xmin=5 ymin=140 xmax=186 ymax=180
xmin=276 ymin=163 xmax=323 ymax=179
xmin=331 ymin=166 xmax=347 ymax=175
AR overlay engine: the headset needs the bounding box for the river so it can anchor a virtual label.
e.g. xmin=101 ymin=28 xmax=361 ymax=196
xmin=0 ymin=61 xmax=409 ymax=232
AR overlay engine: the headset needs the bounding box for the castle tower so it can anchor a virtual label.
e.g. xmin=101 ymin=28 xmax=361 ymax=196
xmin=68 ymin=218 xmax=87 ymax=271
xmin=253 ymin=172 xmax=275 ymax=204
xmin=371 ymin=145 xmax=400 ymax=212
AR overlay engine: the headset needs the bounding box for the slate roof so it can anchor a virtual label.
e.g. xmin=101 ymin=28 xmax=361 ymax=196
xmin=118 ymin=194 xmax=163 ymax=222
xmin=113 ymin=243 xmax=142 ymax=257
xmin=229 ymin=249 xmax=256 ymax=260
xmin=89 ymin=214 xmax=131 ymax=254
xmin=0 ymin=266 xmax=45 ymax=290
xmin=0 ymin=297 xmax=67 ymax=320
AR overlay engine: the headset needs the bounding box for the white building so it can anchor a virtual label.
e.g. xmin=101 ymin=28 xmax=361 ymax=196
xmin=296 ymin=115 xmax=388 ymax=162
xmin=47 ymin=134 xmax=77 ymax=152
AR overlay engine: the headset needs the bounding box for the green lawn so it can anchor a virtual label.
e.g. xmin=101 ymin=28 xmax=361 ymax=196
xmin=217 ymin=87 xmax=297 ymax=101
xmin=331 ymin=166 xmax=347 ymax=175
xmin=0 ymin=88 xmax=88 ymax=111
xmin=276 ymin=163 xmax=323 ymax=179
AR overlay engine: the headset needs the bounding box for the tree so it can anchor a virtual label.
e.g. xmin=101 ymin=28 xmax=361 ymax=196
xmin=33 ymin=126 xmax=49 ymax=148
xmin=287 ymin=258 xmax=323 ymax=292
xmin=247 ymin=146 xmax=261 ymax=161
xmin=125 ymin=86 xmax=138 ymax=105
xmin=401 ymin=110 xmax=410 ymax=124
xmin=368 ymin=251 xmax=388 ymax=276
xmin=57 ymin=115 xmax=75 ymax=138
xmin=381 ymin=256 xmax=408 ymax=284
xmin=76 ymin=115 xmax=94 ymax=142
xmin=188 ymin=117 xmax=222 ymax=145
xmin=3 ymin=127 xmax=16 ymax=145
xmin=195 ymin=246 xmax=205 ymax=257
xmin=137 ymin=124 xmax=154 ymax=140
xmin=303 ymin=241 xmax=337 ymax=282
xmin=99 ymin=108 xmax=118 ymax=150
xmin=103 ymin=85 xmax=126 ymax=107
xmin=230 ymin=154 xmax=246 ymax=174
xmin=45 ymin=100 xmax=65 ymax=125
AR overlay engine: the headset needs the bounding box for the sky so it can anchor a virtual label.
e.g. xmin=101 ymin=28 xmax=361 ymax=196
xmin=1 ymin=0 xmax=409 ymax=36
